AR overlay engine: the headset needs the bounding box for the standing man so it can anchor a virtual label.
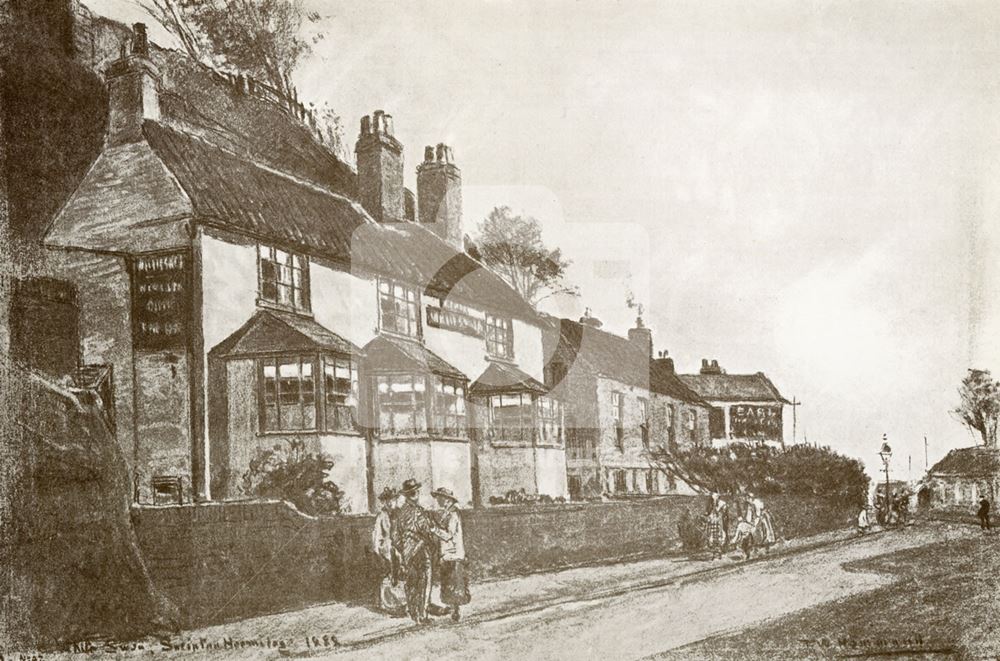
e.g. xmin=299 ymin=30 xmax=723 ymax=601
xmin=372 ymin=487 xmax=403 ymax=614
xmin=977 ymin=495 xmax=991 ymax=531
xmin=431 ymin=487 xmax=470 ymax=621
xmin=396 ymin=479 xmax=448 ymax=624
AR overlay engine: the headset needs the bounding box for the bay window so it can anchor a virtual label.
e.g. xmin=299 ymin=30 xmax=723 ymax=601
xmin=485 ymin=393 xmax=533 ymax=444
xmin=378 ymin=279 xmax=421 ymax=338
xmin=260 ymin=356 xmax=316 ymax=432
xmin=376 ymin=374 xmax=428 ymax=437
xmin=258 ymin=354 xmax=358 ymax=433
xmin=373 ymin=373 xmax=470 ymax=439
xmin=258 ymin=245 xmax=310 ymax=312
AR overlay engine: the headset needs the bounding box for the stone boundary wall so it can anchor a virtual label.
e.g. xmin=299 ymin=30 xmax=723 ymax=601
xmin=132 ymin=494 xmax=854 ymax=628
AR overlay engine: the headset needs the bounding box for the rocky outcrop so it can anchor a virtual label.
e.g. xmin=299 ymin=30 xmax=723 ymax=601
xmin=4 ymin=359 xmax=176 ymax=648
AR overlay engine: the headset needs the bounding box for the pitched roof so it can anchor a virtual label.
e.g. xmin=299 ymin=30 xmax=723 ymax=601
xmin=678 ymin=372 xmax=789 ymax=404
xmin=928 ymin=447 xmax=1000 ymax=478
xmin=208 ymin=309 xmax=358 ymax=358
xmin=552 ymin=318 xmax=706 ymax=405
xmin=470 ymin=361 xmax=547 ymax=396
xmin=46 ymin=120 xmax=536 ymax=320
xmin=361 ymin=334 xmax=465 ymax=380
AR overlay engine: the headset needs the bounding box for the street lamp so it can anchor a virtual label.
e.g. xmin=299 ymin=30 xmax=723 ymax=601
xmin=879 ymin=435 xmax=892 ymax=524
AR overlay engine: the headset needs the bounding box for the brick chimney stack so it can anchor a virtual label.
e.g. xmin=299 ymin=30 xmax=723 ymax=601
xmin=103 ymin=23 xmax=160 ymax=146
xmin=417 ymin=142 xmax=463 ymax=249
xmin=355 ymin=110 xmax=404 ymax=222
xmin=700 ymin=359 xmax=724 ymax=375
xmin=627 ymin=315 xmax=653 ymax=358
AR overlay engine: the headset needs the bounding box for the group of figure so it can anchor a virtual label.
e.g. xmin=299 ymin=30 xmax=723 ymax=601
xmin=703 ymin=492 xmax=777 ymax=561
xmin=371 ymin=479 xmax=471 ymax=625
xmin=873 ymin=490 xmax=910 ymax=528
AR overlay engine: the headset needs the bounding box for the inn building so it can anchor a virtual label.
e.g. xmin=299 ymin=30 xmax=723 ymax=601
xmin=679 ymin=359 xmax=790 ymax=448
xmin=42 ymin=26 xmax=568 ymax=512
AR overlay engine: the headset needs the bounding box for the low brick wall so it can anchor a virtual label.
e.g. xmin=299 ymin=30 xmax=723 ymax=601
xmin=132 ymin=494 xmax=853 ymax=628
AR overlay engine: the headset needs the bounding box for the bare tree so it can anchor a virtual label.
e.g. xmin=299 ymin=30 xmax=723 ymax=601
xmin=954 ymin=368 xmax=1000 ymax=448
xmin=469 ymin=206 xmax=579 ymax=308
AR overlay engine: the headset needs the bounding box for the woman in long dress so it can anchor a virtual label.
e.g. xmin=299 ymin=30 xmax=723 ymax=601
xmin=704 ymin=509 xmax=725 ymax=560
xmin=750 ymin=494 xmax=777 ymax=554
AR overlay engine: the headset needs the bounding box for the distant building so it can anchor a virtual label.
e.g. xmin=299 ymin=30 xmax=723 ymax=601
xmin=679 ymin=360 xmax=789 ymax=448
xmin=544 ymin=314 xmax=711 ymax=500
xmin=924 ymin=446 xmax=1000 ymax=510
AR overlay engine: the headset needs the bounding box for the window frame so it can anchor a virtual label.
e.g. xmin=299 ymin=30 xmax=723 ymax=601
xmin=258 ymin=354 xmax=318 ymax=433
xmin=256 ymin=352 xmax=360 ymax=435
xmin=535 ymin=396 xmax=564 ymax=447
xmin=482 ymin=391 xmax=534 ymax=446
xmin=377 ymin=278 xmax=422 ymax=339
xmin=257 ymin=244 xmax=311 ymax=313
xmin=639 ymin=396 xmax=650 ymax=448
xmin=432 ymin=375 xmax=468 ymax=439
xmin=322 ymin=354 xmax=359 ymax=433
xmin=374 ymin=372 xmax=429 ymax=438
xmin=485 ymin=313 xmax=514 ymax=360
xmin=612 ymin=391 xmax=625 ymax=449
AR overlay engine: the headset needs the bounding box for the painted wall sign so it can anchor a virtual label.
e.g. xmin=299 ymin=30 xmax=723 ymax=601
xmin=426 ymin=305 xmax=486 ymax=338
xmin=132 ymin=251 xmax=190 ymax=350
xmin=730 ymin=404 xmax=782 ymax=441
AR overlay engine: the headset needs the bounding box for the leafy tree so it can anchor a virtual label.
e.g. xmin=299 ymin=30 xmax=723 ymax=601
xmin=469 ymin=206 xmax=579 ymax=307
xmin=954 ymin=368 xmax=1000 ymax=447
xmin=241 ymin=440 xmax=344 ymax=515
xmin=137 ymin=0 xmax=319 ymax=101
xmin=648 ymin=444 xmax=869 ymax=507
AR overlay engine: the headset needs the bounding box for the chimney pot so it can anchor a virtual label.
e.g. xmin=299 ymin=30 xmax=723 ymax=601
xmin=132 ymin=23 xmax=149 ymax=57
xmin=360 ymin=115 xmax=371 ymax=134
xmin=373 ymin=109 xmax=385 ymax=133
xmin=435 ymin=143 xmax=446 ymax=162
xmin=383 ymin=113 xmax=394 ymax=135
xmin=424 ymin=146 xmax=434 ymax=162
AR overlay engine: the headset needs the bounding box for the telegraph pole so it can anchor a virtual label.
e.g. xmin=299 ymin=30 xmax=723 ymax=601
xmin=789 ymin=397 xmax=801 ymax=444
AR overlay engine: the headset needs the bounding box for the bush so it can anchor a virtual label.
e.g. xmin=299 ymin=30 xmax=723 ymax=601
xmin=241 ymin=440 xmax=344 ymax=515
xmin=650 ymin=443 xmax=869 ymax=508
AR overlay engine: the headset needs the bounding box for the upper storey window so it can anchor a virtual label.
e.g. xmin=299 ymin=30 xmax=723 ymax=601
xmin=378 ymin=279 xmax=421 ymax=338
xmin=485 ymin=313 xmax=513 ymax=360
xmin=258 ymin=245 xmax=310 ymax=312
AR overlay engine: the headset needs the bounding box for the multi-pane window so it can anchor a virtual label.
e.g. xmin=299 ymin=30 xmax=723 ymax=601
xmin=612 ymin=391 xmax=625 ymax=449
xmin=639 ymin=397 xmax=650 ymax=448
xmin=486 ymin=393 xmax=533 ymax=444
xmin=686 ymin=409 xmax=697 ymax=443
xmin=378 ymin=280 xmax=421 ymax=337
xmin=536 ymin=396 xmax=563 ymax=446
xmin=433 ymin=377 xmax=467 ymax=437
xmin=258 ymin=245 xmax=310 ymax=312
xmin=260 ymin=356 xmax=316 ymax=431
xmin=323 ymin=356 xmax=358 ymax=432
xmin=375 ymin=374 xmax=428 ymax=437
xmin=485 ymin=314 xmax=513 ymax=359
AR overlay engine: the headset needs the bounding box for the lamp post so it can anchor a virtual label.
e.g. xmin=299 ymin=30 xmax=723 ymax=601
xmin=879 ymin=435 xmax=892 ymax=525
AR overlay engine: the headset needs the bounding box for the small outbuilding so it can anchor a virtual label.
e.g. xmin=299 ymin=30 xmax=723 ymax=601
xmin=925 ymin=446 xmax=1000 ymax=510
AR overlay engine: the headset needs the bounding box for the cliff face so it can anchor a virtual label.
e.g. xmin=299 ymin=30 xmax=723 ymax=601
xmin=5 ymin=360 xmax=177 ymax=648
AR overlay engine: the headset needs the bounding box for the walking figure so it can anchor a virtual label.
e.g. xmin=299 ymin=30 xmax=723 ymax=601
xmin=372 ymin=487 xmax=404 ymax=615
xmin=978 ymin=496 xmax=991 ymax=531
xmin=704 ymin=508 xmax=724 ymax=560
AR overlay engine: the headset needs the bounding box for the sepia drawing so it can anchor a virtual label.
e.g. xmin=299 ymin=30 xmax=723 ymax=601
xmin=1 ymin=1 xmax=999 ymax=659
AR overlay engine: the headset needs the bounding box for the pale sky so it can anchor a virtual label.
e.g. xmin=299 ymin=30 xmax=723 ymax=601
xmin=94 ymin=0 xmax=1000 ymax=480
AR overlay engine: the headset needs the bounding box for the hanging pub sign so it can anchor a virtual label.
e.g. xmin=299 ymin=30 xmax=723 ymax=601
xmin=132 ymin=251 xmax=190 ymax=351
xmin=730 ymin=404 xmax=783 ymax=441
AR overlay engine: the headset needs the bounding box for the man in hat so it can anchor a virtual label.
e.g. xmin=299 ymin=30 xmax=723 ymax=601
xmin=372 ymin=487 xmax=403 ymax=614
xmin=395 ymin=478 xmax=448 ymax=624
xmin=430 ymin=486 xmax=470 ymax=622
